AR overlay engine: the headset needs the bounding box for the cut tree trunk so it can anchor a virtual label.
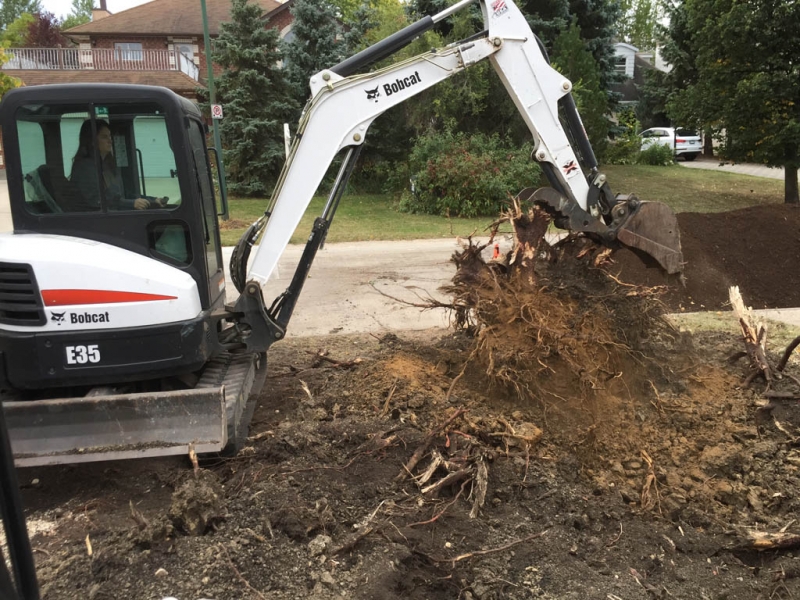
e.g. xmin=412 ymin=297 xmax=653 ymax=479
xmin=785 ymin=161 xmax=799 ymax=205
xmin=730 ymin=286 xmax=772 ymax=385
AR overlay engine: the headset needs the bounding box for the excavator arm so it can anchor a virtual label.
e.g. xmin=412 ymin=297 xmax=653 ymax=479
xmin=227 ymin=0 xmax=683 ymax=352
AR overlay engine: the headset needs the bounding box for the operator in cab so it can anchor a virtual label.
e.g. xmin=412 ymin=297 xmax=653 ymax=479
xmin=70 ymin=120 xmax=166 ymax=211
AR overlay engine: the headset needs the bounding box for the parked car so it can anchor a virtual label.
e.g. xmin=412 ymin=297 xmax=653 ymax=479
xmin=640 ymin=127 xmax=702 ymax=161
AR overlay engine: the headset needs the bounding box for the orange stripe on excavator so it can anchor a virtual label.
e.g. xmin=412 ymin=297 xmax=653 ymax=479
xmin=41 ymin=289 xmax=178 ymax=306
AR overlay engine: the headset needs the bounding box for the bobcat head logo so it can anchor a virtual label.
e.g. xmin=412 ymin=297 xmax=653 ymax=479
xmin=365 ymin=86 xmax=380 ymax=102
xmin=50 ymin=311 xmax=66 ymax=325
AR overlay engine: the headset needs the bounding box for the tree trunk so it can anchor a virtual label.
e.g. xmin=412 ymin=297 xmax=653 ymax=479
xmin=703 ymin=127 xmax=714 ymax=157
xmin=786 ymin=162 xmax=799 ymax=205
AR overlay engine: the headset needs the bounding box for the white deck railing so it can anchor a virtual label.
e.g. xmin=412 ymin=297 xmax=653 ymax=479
xmin=3 ymin=47 xmax=200 ymax=81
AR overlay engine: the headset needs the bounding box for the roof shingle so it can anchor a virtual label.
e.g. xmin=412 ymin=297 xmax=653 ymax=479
xmin=66 ymin=0 xmax=288 ymax=36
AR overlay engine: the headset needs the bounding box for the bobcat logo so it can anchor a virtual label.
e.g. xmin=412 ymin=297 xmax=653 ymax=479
xmin=365 ymin=86 xmax=380 ymax=102
xmin=50 ymin=312 xmax=66 ymax=325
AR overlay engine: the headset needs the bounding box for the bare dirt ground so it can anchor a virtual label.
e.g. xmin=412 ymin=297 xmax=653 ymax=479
xmin=17 ymin=203 xmax=800 ymax=600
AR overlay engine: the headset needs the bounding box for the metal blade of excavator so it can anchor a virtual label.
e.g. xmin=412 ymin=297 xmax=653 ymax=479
xmin=3 ymin=351 xmax=264 ymax=467
xmin=615 ymin=201 xmax=684 ymax=275
xmin=4 ymin=388 xmax=227 ymax=467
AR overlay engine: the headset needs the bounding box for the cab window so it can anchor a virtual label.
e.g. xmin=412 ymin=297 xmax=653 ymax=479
xmin=15 ymin=102 xmax=182 ymax=214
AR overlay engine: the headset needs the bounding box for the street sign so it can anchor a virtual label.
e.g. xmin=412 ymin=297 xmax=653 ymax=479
xmin=211 ymin=104 xmax=224 ymax=119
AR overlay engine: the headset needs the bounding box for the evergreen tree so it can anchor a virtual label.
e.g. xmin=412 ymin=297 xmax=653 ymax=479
xmin=551 ymin=19 xmax=609 ymax=157
xmin=668 ymin=0 xmax=800 ymax=203
xmin=519 ymin=0 xmax=622 ymax=93
xmin=213 ymin=0 xmax=298 ymax=196
xmin=342 ymin=2 xmax=378 ymax=54
xmin=63 ymin=0 xmax=95 ymax=30
xmin=283 ymin=0 xmax=345 ymax=102
xmin=635 ymin=68 xmax=671 ymax=129
xmin=0 ymin=0 xmax=41 ymax=32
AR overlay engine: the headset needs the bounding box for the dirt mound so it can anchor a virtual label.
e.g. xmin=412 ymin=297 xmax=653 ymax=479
xmin=612 ymin=203 xmax=800 ymax=310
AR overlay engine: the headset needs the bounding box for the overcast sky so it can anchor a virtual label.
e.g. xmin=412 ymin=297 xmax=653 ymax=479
xmin=41 ymin=0 xmax=152 ymax=19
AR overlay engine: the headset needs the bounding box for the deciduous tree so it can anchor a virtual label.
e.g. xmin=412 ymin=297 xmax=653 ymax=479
xmin=669 ymin=0 xmax=800 ymax=203
xmin=62 ymin=0 xmax=95 ymax=30
xmin=0 ymin=47 xmax=21 ymax=98
xmin=0 ymin=0 xmax=41 ymax=32
xmin=617 ymin=0 xmax=660 ymax=50
xmin=25 ymin=12 xmax=69 ymax=47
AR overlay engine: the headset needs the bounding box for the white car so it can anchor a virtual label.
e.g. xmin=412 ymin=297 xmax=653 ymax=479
xmin=640 ymin=127 xmax=702 ymax=161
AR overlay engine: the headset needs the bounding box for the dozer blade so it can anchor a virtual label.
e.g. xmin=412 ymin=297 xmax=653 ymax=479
xmin=615 ymin=201 xmax=684 ymax=275
xmin=3 ymin=388 xmax=227 ymax=467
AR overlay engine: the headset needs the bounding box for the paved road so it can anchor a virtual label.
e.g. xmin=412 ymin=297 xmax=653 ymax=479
xmin=222 ymin=238 xmax=502 ymax=337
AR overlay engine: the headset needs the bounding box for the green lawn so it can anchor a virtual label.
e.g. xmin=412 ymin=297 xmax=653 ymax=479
xmin=220 ymin=165 xmax=786 ymax=247
xmin=601 ymin=164 xmax=784 ymax=214
xmin=219 ymin=195 xmax=490 ymax=247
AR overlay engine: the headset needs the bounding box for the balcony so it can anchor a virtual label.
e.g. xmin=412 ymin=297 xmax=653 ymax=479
xmin=3 ymin=47 xmax=199 ymax=81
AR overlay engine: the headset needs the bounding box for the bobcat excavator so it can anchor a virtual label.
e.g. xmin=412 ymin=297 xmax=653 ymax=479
xmin=0 ymin=0 xmax=682 ymax=469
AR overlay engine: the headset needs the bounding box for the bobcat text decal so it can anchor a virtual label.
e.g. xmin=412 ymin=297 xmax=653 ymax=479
xmin=382 ymin=71 xmax=422 ymax=97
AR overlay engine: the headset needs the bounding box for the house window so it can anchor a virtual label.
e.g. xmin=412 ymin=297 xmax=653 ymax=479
xmin=115 ymin=42 xmax=143 ymax=61
xmin=615 ymin=56 xmax=627 ymax=74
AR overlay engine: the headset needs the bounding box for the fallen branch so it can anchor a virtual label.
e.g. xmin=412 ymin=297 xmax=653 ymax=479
xmin=427 ymin=530 xmax=549 ymax=566
xmin=395 ymin=408 xmax=467 ymax=482
xmin=306 ymin=350 xmax=363 ymax=369
xmin=470 ymin=458 xmax=489 ymax=519
xmin=733 ymin=531 xmax=800 ymax=552
xmin=407 ymin=481 xmax=469 ymax=528
xmin=778 ymin=335 xmax=800 ymax=372
xmin=421 ymin=469 xmax=471 ymax=496
xmin=331 ymin=526 xmax=375 ymax=556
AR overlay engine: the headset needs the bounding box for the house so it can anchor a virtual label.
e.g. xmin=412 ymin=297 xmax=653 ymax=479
xmin=611 ymin=42 xmax=669 ymax=108
xmin=0 ymin=0 xmax=295 ymax=168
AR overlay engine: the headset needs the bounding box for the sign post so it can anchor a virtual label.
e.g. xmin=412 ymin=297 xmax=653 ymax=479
xmin=200 ymin=0 xmax=229 ymax=220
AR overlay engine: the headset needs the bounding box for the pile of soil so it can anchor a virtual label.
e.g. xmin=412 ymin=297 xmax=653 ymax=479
xmin=612 ymin=203 xmax=800 ymax=310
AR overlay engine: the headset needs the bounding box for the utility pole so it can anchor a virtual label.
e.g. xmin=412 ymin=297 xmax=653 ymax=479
xmin=200 ymin=0 xmax=229 ymax=220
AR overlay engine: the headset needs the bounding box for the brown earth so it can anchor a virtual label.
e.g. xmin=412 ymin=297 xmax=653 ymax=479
xmin=19 ymin=327 xmax=800 ymax=600
xmin=612 ymin=203 xmax=800 ymax=310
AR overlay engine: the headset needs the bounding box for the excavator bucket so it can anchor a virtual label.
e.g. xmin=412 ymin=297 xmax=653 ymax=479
xmin=615 ymin=200 xmax=684 ymax=275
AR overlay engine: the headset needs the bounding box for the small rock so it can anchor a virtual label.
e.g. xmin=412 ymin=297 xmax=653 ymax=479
xmin=155 ymin=568 xmax=168 ymax=577
xmin=31 ymin=479 xmax=40 ymax=486
xmin=747 ymin=489 xmax=764 ymax=512
xmin=308 ymin=535 xmax=333 ymax=557
xmin=320 ymin=571 xmax=336 ymax=586
xmin=611 ymin=461 xmax=625 ymax=475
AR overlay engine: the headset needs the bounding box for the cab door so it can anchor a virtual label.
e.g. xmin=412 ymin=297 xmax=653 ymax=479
xmin=187 ymin=120 xmax=225 ymax=306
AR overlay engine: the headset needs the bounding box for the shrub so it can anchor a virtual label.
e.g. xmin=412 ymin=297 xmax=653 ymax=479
xmin=398 ymin=131 xmax=542 ymax=218
xmin=604 ymin=137 xmax=641 ymax=165
xmin=637 ymin=143 xmax=675 ymax=166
